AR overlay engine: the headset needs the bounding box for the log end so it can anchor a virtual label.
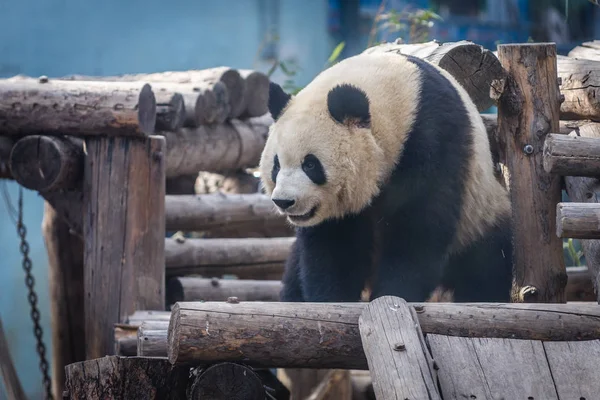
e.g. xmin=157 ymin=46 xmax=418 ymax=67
xmin=167 ymin=303 xmax=181 ymax=365
xmin=220 ymin=69 xmax=246 ymax=118
xmin=212 ymin=81 xmax=231 ymax=124
xmin=137 ymin=83 xmax=158 ymax=134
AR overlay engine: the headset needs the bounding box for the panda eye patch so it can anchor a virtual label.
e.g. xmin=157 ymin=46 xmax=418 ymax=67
xmin=272 ymin=154 xmax=280 ymax=183
xmin=302 ymin=154 xmax=326 ymax=185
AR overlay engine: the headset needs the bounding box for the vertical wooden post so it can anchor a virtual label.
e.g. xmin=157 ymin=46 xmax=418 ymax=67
xmin=41 ymin=202 xmax=85 ymax=397
xmin=83 ymin=135 xmax=166 ymax=360
xmin=497 ymin=43 xmax=567 ymax=302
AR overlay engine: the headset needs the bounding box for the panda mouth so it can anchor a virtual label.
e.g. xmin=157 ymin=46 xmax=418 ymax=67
xmin=287 ymin=205 xmax=318 ymax=222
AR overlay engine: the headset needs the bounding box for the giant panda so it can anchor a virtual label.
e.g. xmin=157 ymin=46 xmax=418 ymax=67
xmin=259 ymin=51 xmax=513 ymax=303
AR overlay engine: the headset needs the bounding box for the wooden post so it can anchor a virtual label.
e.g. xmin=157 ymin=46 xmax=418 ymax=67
xmin=83 ymin=135 xmax=166 ymax=360
xmin=497 ymin=43 xmax=567 ymax=303
xmin=41 ymin=202 xmax=85 ymax=397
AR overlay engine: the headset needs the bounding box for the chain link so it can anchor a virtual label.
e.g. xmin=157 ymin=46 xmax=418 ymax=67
xmin=17 ymin=187 xmax=53 ymax=400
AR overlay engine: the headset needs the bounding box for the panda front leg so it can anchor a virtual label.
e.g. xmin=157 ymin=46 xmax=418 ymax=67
xmin=291 ymin=214 xmax=375 ymax=302
xmin=279 ymin=239 xmax=304 ymax=302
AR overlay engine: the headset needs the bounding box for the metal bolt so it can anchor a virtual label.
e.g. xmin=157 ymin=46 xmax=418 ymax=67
xmin=227 ymin=296 xmax=239 ymax=304
xmin=211 ymin=277 xmax=219 ymax=287
xmin=38 ymin=75 xmax=48 ymax=83
xmin=414 ymin=305 xmax=425 ymax=313
xmin=523 ymin=144 xmax=534 ymax=155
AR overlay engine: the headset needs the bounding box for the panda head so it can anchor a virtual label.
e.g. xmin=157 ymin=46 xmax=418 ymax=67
xmin=259 ymin=77 xmax=387 ymax=227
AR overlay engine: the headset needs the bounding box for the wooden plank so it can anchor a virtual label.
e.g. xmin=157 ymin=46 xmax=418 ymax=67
xmin=497 ymin=43 xmax=566 ymax=302
xmin=543 ymin=339 xmax=600 ymax=399
xmin=543 ymin=133 xmax=600 ymax=177
xmin=83 ymin=135 xmax=166 ymax=360
xmin=557 ymin=202 xmax=600 ymax=239
xmin=427 ymin=334 xmax=558 ymax=400
xmin=358 ymin=296 xmax=440 ymax=399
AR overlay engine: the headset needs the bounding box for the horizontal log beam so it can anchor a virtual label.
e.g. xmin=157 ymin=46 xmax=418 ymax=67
xmin=557 ymin=202 xmax=600 ymax=239
xmin=167 ymin=301 xmax=600 ymax=368
xmin=0 ymin=76 xmax=156 ymax=136
xmin=166 ymin=262 xmax=284 ymax=280
xmin=166 ymin=277 xmax=282 ymax=305
xmin=137 ymin=321 xmax=170 ymax=357
xmin=543 ymin=133 xmax=600 ymax=177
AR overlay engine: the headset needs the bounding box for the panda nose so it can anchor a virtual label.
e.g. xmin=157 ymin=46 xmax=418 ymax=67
xmin=272 ymin=198 xmax=295 ymax=210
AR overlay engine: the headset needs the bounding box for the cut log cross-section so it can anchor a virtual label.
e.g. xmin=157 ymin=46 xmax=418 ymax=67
xmin=543 ymin=133 xmax=600 ymax=177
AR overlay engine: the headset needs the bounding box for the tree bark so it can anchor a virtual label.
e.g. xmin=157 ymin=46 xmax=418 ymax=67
xmin=63 ymin=356 xmax=189 ymax=400
xmin=83 ymin=135 xmax=166 ymax=360
xmin=166 ymin=276 xmax=282 ymax=305
xmin=363 ymin=40 xmax=506 ymax=112
xmin=568 ymin=40 xmax=600 ymax=61
xmin=0 ymin=76 xmax=156 ymax=136
xmin=239 ymin=69 xmax=270 ymax=118
xmin=557 ymin=55 xmax=600 ymax=121
xmin=497 ymin=43 xmax=567 ymax=303
xmin=137 ymin=321 xmax=169 ymax=357
xmin=163 ymin=118 xmax=270 ymax=177
xmin=557 ymin=203 xmax=600 ymax=239
xmin=543 ymin=133 xmax=600 ymax=177
xmin=9 ymin=135 xmax=83 ymax=191
xmin=42 ymin=202 xmax=86 ymax=398
xmin=188 ymin=363 xmax=266 ymax=400
xmin=564 ymin=124 xmax=600 ymax=302
xmin=166 ymin=301 xmax=600 ymax=368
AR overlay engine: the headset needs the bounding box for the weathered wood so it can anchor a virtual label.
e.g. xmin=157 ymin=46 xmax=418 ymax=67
xmin=427 ymin=334 xmax=559 ymax=400
xmin=363 ymin=40 xmax=506 ymax=112
xmin=568 ymin=40 xmax=600 ymax=61
xmin=0 ymin=77 xmax=156 ymax=136
xmin=188 ymin=363 xmax=266 ymax=400
xmin=306 ymin=370 xmax=352 ymax=400
xmin=154 ymin=90 xmax=185 ymax=131
xmin=167 ymin=262 xmax=284 ymax=279
xmin=543 ymin=339 xmax=600 ymax=399
xmin=497 ymin=43 xmax=566 ymax=303
xmin=137 ymin=321 xmax=169 ymax=357
xmin=163 ymin=118 xmax=269 ymax=177
xmin=543 ymin=133 xmax=600 ymax=176
xmin=557 ymin=203 xmax=600 ymax=239
xmin=557 ymin=55 xmax=600 ymax=121
xmin=166 ymin=277 xmax=282 ymax=305
xmin=566 ymin=266 xmax=596 ymax=301
xmin=564 ymin=124 xmax=600 ymax=302
xmin=125 ymin=310 xmax=171 ymax=325
xmin=64 ymin=356 xmax=189 ymax=400
xmin=165 ymin=236 xmax=293 ymax=269
xmin=166 ymin=301 xmax=600 ymax=368
xmin=42 ymin=202 xmax=85 ymax=398
xmin=165 ymin=192 xmax=286 ymax=232
xmin=239 ymin=69 xmax=270 ymax=117
xmin=0 ymin=136 xmax=13 ymax=179
xmin=9 ymin=135 xmax=83 ymax=191
xmin=203 ymin=81 xmax=230 ymax=124
xmin=83 ymin=135 xmax=166 ymax=360
xmin=359 ymin=296 xmax=440 ymax=400
xmin=0 ymin=318 xmax=27 ymax=400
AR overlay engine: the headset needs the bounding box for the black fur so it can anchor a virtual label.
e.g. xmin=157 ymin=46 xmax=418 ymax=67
xmin=302 ymin=154 xmax=326 ymax=185
xmin=268 ymin=81 xmax=292 ymax=120
xmin=271 ymin=154 xmax=280 ymax=183
xmin=327 ymin=84 xmax=371 ymax=128
xmin=279 ymin=55 xmax=513 ymax=303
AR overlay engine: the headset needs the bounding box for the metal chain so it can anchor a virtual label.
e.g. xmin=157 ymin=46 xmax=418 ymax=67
xmin=16 ymin=187 xmax=53 ymax=400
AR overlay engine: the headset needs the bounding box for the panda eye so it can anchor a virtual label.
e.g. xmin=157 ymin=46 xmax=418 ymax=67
xmin=304 ymin=161 xmax=315 ymax=170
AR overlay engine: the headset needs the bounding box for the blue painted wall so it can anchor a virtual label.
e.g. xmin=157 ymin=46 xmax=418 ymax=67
xmin=0 ymin=1 xmax=331 ymax=398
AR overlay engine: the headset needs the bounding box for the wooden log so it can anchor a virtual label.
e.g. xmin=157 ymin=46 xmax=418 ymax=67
xmin=83 ymin=135 xmax=166 ymax=360
xmin=565 ymin=123 xmax=600 ymax=302
xmin=566 ymin=266 xmax=596 ymax=302
xmin=557 ymin=203 xmax=600 ymax=239
xmin=0 ymin=318 xmax=27 ymax=400
xmin=497 ymin=43 xmax=566 ymax=303
xmin=239 ymin=69 xmax=270 ymax=117
xmin=0 ymin=77 xmax=156 ymax=136
xmin=557 ymin=55 xmax=600 ymax=122
xmin=0 ymin=136 xmax=13 ymax=179
xmin=188 ymin=363 xmax=266 ymax=400
xmin=9 ymin=135 xmax=83 ymax=192
xmin=363 ymin=40 xmax=506 ymax=112
xmin=125 ymin=310 xmax=172 ymax=325
xmin=165 ymin=236 xmax=293 ymax=269
xmin=167 ymin=262 xmax=284 ymax=280
xmin=359 ymin=296 xmax=440 ymax=400
xmin=163 ymin=118 xmax=269 ymax=177
xmin=42 ymin=202 xmax=85 ymax=398
xmin=166 ymin=301 xmax=600 ymax=368
xmin=154 ymin=90 xmax=185 ymax=131
xmin=137 ymin=321 xmax=169 ymax=357
xmin=166 ymin=276 xmax=282 ymax=305
xmin=543 ymin=133 xmax=600 ymax=176
xmin=165 ymin=192 xmax=284 ymax=232
xmin=63 ymin=356 xmax=189 ymax=400
xmin=568 ymin=40 xmax=600 ymax=61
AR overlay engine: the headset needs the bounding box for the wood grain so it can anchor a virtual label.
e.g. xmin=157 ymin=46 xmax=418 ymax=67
xmin=0 ymin=77 xmax=156 ymax=136
xmin=497 ymin=43 xmax=567 ymax=303
xmin=557 ymin=55 xmax=600 ymax=121
xmin=543 ymin=133 xmax=600 ymax=177
xmin=557 ymin=202 xmax=600 ymax=239
xmin=83 ymin=135 xmax=166 ymax=360
xmin=568 ymin=40 xmax=600 ymax=61
xmin=358 ymin=296 xmax=440 ymax=399
xmin=427 ymin=334 xmax=559 ymax=400
xmin=137 ymin=321 xmax=169 ymax=357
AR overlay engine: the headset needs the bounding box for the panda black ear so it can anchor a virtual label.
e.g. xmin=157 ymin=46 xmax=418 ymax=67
xmin=268 ymin=81 xmax=292 ymax=121
xmin=327 ymin=84 xmax=371 ymax=129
